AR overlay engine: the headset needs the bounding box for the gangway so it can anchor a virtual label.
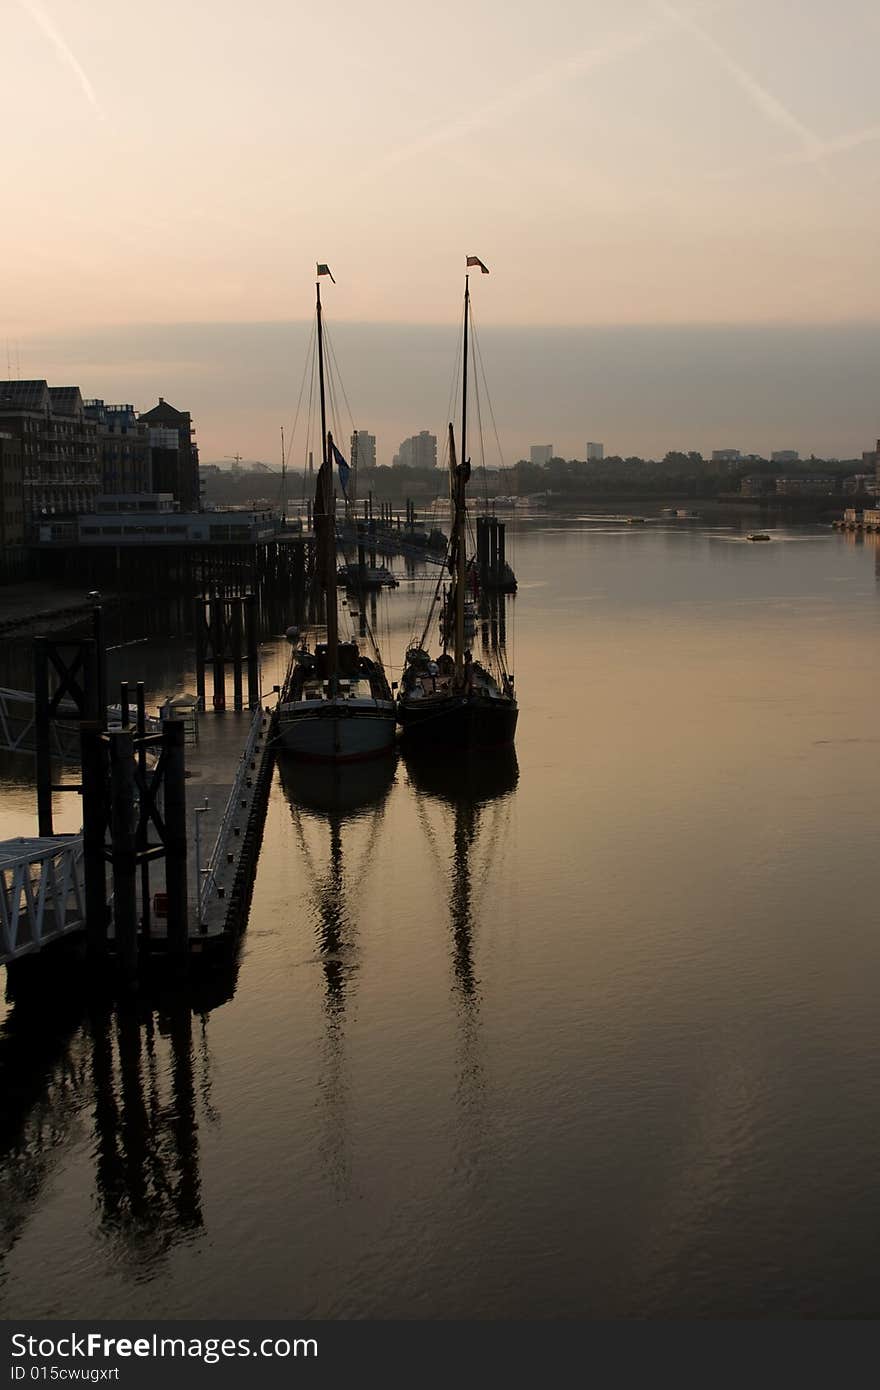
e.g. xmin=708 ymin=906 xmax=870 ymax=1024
xmin=0 ymin=836 xmax=87 ymax=964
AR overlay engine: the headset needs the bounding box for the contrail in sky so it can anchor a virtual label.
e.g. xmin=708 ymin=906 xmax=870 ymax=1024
xmin=356 ymin=19 xmax=670 ymax=184
xmin=16 ymin=0 xmax=103 ymax=117
xmin=711 ymin=123 xmax=880 ymax=180
xmin=654 ymin=1 xmax=823 ymax=160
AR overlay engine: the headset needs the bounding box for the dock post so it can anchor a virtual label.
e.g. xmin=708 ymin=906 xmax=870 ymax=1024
xmin=81 ymin=721 xmax=108 ymax=959
xmin=211 ymin=594 xmax=226 ymax=711
xmin=163 ymin=719 xmax=189 ymax=959
xmin=33 ymin=637 xmax=53 ymax=837
xmin=497 ymin=521 xmax=506 ymax=578
xmin=135 ymin=681 xmax=151 ymax=940
xmin=232 ymin=597 xmax=244 ymax=712
xmin=246 ymin=593 xmax=259 ymax=709
xmin=120 ymin=680 xmax=130 ymax=728
xmin=92 ymin=605 xmax=107 ymax=728
xmin=195 ymin=596 xmax=206 ymax=712
xmin=109 ymin=728 xmax=138 ymax=980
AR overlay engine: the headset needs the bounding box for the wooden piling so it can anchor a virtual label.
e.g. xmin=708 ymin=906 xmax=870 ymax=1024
xmin=162 ymin=718 xmax=189 ymax=958
xmin=245 ymin=593 xmax=259 ymax=709
xmin=80 ymin=720 xmax=108 ymax=960
xmin=109 ymin=729 xmax=138 ymax=979
xmin=34 ymin=637 xmax=53 ymax=837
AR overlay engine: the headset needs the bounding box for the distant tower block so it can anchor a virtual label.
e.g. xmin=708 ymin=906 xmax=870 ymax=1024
xmin=530 ymin=444 xmax=553 ymax=466
xmin=586 ymin=442 xmax=604 ymax=461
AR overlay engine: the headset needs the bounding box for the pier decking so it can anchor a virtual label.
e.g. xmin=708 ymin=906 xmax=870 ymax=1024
xmin=0 ymin=700 xmax=277 ymax=971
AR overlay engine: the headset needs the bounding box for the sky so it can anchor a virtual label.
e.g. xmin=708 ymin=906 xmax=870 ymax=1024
xmin=3 ymin=0 xmax=880 ymax=461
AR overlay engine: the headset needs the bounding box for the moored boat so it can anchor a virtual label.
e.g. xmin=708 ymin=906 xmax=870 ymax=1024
xmin=397 ymin=259 xmax=517 ymax=751
xmin=278 ymin=268 xmax=396 ymax=762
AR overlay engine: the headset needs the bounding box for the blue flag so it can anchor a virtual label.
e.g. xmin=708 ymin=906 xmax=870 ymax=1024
xmin=331 ymin=441 xmax=351 ymax=496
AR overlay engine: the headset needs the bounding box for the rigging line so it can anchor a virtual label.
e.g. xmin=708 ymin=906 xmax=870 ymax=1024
xmin=304 ymin=343 xmax=317 ymax=478
xmin=470 ymin=330 xmax=489 ymax=505
xmin=323 ymin=323 xmax=356 ymax=442
xmin=416 ymin=535 xmax=452 ymax=653
xmin=285 ymin=319 xmax=316 ymax=471
xmin=470 ymin=312 xmax=505 ymax=473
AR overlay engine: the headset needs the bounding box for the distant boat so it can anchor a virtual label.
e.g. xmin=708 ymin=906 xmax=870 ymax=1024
xmin=625 ymin=516 xmax=646 ymax=525
xmin=746 ymin=532 xmax=771 ymax=542
xmin=336 ymin=560 xmax=398 ymax=590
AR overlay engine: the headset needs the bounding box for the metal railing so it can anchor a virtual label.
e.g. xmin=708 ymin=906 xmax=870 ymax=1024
xmin=0 ymin=835 xmax=86 ymax=963
xmin=198 ymin=706 xmax=264 ymax=921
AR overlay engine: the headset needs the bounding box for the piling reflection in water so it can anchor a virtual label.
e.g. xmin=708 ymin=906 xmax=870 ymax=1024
xmin=278 ymin=753 xmax=397 ymax=1191
xmin=0 ymin=974 xmax=236 ymax=1292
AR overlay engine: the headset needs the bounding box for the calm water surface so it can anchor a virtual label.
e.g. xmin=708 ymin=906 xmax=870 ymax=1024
xmin=2 ymin=518 xmax=880 ymax=1318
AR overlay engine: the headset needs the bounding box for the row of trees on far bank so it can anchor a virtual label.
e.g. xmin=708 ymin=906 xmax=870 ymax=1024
xmin=201 ymin=450 xmax=869 ymax=509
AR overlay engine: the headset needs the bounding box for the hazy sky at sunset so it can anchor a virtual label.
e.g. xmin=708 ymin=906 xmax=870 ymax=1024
xmin=3 ymin=0 xmax=880 ymax=459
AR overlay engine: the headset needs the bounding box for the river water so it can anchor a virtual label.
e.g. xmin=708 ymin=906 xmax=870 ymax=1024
xmin=2 ymin=515 xmax=880 ymax=1318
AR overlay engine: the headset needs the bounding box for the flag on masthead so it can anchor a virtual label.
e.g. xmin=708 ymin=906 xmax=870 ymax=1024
xmin=317 ymin=263 xmax=336 ymax=282
xmin=466 ymin=256 xmax=489 ymax=274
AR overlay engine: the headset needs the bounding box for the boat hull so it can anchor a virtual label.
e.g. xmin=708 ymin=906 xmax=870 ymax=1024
xmin=397 ymin=694 xmax=517 ymax=750
xmin=278 ymin=700 xmax=396 ymax=762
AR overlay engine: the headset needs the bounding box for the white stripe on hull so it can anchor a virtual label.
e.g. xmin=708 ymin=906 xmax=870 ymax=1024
xmin=278 ymin=699 xmax=395 ymax=761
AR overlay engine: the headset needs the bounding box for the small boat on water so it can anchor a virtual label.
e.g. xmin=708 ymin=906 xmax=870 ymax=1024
xmin=336 ymin=561 xmax=398 ymax=590
xmin=625 ymin=516 xmax=646 ymax=525
xmin=746 ymin=532 xmax=771 ymax=541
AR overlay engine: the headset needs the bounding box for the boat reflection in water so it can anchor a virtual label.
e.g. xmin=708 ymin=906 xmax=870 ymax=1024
xmin=277 ymin=751 xmax=397 ymax=1190
xmin=403 ymin=747 xmax=519 ymax=1150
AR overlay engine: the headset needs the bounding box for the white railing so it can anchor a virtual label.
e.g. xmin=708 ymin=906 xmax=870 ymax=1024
xmin=0 ymin=836 xmax=86 ymax=962
xmin=199 ymin=706 xmax=265 ymax=920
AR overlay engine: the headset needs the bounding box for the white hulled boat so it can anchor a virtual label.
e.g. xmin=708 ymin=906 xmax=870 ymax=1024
xmin=278 ymin=269 xmax=396 ymax=762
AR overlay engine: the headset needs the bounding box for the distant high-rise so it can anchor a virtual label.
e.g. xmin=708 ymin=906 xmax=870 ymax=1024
xmin=530 ymin=444 xmax=553 ymax=466
xmin=393 ymin=430 xmax=437 ymax=469
xmin=712 ymin=448 xmax=741 ymax=462
xmin=586 ymin=442 xmax=604 ymax=461
xmin=771 ymin=450 xmax=799 ymax=463
xmin=350 ymin=430 xmax=376 ymax=472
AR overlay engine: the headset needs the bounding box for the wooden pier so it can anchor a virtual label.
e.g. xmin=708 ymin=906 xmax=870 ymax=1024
xmin=1 ymin=602 xmax=279 ymax=980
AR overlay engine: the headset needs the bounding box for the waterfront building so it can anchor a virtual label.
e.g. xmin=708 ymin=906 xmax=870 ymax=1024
xmin=393 ymin=430 xmax=437 ymax=469
xmin=70 ymin=505 xmax=278 ymax=546
xmin=843 ymin=474 xmax=875 ymax=494
xmin=0 ymin=429 xmax=25 ymax=577
xmin=0 ymin=380 xmax=100 ymax=535
xmin=84 ymin=400 xmax=152 ymax=495
xmin=740 ymin=476 xmax=775 ymax=498
xmin=586 ymin=442 xmax=604 ymax=461
xmin=138 ymin=398 xmax=200 ymax=512
xmin=530 ymin=444 xmax=553 ymax=466
xmin=774 ymin=476 xmax=838 ymax=496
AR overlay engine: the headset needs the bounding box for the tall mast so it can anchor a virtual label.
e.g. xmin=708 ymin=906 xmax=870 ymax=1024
xmin=316 ymin=280 xmax=338 ymax=681
xmin=280 ymin=425 xmax=286 ymax=522
xmin=454 ymin=276 xmax=470 ymax=682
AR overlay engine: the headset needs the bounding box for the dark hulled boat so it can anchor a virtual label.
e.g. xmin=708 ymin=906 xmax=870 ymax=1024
xmin=396 ymin=263 xmax=517 ymax=751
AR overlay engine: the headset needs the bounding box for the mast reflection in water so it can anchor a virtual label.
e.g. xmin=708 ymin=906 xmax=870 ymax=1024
xmin=403 ymin=747 xmax=519 ymax=1156
xmin=278 ymin=752 xmax=397 ymax=1191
